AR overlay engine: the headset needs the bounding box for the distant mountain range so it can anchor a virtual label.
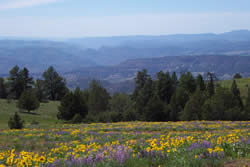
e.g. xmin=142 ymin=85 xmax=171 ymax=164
xmin=63 ymin=55 xmax=250 ymax=93
xmin=1 ymin=30 xmax=250 ymax=93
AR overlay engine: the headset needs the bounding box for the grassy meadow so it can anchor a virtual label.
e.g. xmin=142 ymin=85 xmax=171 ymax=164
xmin=0 ymin=99 xmax=60 ymax=129
xmin=0 ymin=78 xmax=249 ymax=166
xmin=0 ymin=121 xmax=249 ymax=167
xmin=219 ymin=77 xmax=250 ymax=99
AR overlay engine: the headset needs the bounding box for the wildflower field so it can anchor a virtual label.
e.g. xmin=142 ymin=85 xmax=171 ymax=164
xmin=0 ymin=121 xmax=249 ymax=167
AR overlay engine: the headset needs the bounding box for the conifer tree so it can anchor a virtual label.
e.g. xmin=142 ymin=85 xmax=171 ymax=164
xmin=231 ymin=80 xmax=243 ymax=109
xmin=8 ymin=112 xmax=24 ymax=129
xmin=145 ymin=93 xmax=167 ymax=121
xmin=196 ymin=74 xmax=206 ymax=91
xmin=58 ymin=87 xmax=88 ymax=121
xmin=0 ymin=77 xmax=7 ymax=98
xmin=207 ymin=72 xmax=215 ymax=97
xmin=18 ymin=89 xmax=40 ymax=113
xmin=42 ymin=66 xmax=68 ymax=100
xmin=156 ymin=71 xmax=174 ymax=104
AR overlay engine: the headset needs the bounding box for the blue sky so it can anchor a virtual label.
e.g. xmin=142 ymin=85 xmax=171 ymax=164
xmin=0 ymin=0 xmax=250 ymax=37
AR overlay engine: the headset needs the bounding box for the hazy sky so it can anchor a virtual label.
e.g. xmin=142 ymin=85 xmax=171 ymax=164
xmin=0 ymin=0 xmax=250 ymax=38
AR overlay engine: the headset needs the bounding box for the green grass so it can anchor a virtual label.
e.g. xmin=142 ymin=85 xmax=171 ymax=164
xmin=0 ymin=99 xmax=61 ymax=129
xmin=219 ymin=77 xmax=250 ymax=99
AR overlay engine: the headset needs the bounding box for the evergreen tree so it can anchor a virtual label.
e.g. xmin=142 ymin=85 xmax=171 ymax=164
xmin=0 ymin=77 xmax=7 ymax=98
xmin=35 ymin=79 xmax=48 ymax=102
xmin=246 ymin=87 xmax=250 ymax=108
xmin=57 ymin=87 xmax=88 ymax=121
xmin=179 ymin=72 xmax=196 ymax=94
xmin=180 ymin=89 xmax=206 ymax=121
xmin=8 ymin=112 xmax=24 ymax=129
xmin=206 ymin=72 xmax=216 ymax=97
xmin=8 ymin=65 xmax=23 ymax=99
xmin=196 ymin=74 xmax=206 ymax=91
xmin=171 ymin=72 xmax=178 ymax=88
xmin=133 ymin=69 xmax=150 ymax=100
xmin=18 ymin=89 xmax=40 ymax=113
xmin=233 ymin=73 xmax=242 ymax=79
xmin=88 ymin=80 xmax=110 ymax=114
xmin=42 ymin=66 xmax=68 ymax=100
xmin=169 ymin=93 xmax=181 ymax=121
xmin=109 ymin=93 xmax=136 ymax=121
xmin=135 ymin=77 xmax=154 ymax=119
xmin=145 ymin=93 xmax=167 ymax=121
xmin=175 ymin=87 xmax=190 ymax=110
xmin=231 ymin=80 xmax=243 ymax=109
xmin=244 ymin=88 xmax=250 ymax=120
xmin=156 ymin=71 xmax=175 ymax=104
xmin=202 ymin=87 xmax=235 ymax=120
xmin=20 ymin=67 xmax=34 ymax=90
xmin=7 ymin=66 xmax=34 ymax=99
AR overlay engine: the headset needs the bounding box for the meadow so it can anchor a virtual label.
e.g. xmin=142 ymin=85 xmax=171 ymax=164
xmin=0 ymin=121 xmax=249 ymax=167
xmin=0 ymin=99 xmax=60 ymax=129
xmin=219 ymin=77 xmax=250 ymax=99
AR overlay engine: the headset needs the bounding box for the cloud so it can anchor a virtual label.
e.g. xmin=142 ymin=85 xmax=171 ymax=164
xmin=0 ymin=0 xmax=62 ymax=10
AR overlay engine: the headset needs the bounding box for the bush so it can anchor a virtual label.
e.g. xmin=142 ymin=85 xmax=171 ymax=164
xmin=71 ymin=114 xmax=83 ymax=124
xmin=8 ymin=112 xmax=25 ymax=129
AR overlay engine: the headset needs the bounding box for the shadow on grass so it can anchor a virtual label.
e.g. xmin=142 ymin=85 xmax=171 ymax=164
xmin=19 ymin=111 xmax=40 ymax=115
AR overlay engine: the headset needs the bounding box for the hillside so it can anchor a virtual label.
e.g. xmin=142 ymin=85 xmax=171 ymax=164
xmin=220 ymin=77 xmax=250 ymax=99
xmin=0 ymin=99 xmax=59 ymax=129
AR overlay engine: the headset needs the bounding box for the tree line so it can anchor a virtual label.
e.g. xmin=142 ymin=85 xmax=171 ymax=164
xmin=1 ymin=66 xmax=249 ymax=128
xmin=57 ymin=69 xmax=249 ymax=123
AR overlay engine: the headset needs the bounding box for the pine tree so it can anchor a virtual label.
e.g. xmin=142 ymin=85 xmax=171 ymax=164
xmin=18 ymin=89 xmax=40 ymax=113
xmin=133 ymin=69 xmax=150 ymax=100
xmin=169 ymin=93 xmax=181 ymax=121
xmin=171 ymin=72 xmax=178 ymax=88
xmin=179 ymin=72 xmax=196 ymax=94
xmin=145 ymin=93 xmax=167 ymax=121
xmin=58 ymin=87 xmax=88 ymax=121
xmin=8 ymin=65 xmax=22 ymax=99
xmin=207 ymin=72 xmax=215 ymax=97
xmin=246 ymin=87 xmax=250 ymax=108
xmin=180 ymin=89 xmax=206 ymax=121
xmin=135 ymin=77 xmax=154 ymax=118
xmin=35 ymin=79 xmax=48 ymax=102
xmin=20 ymin=67 xmax=34 ymax=90
xmin=196 ymin=74 xmax=206 ymax=91
xmin=8 ymin=112 xmax=25 ymax=129
xmin=244 ymin=87 xmax=250 ymax=120
xmin=156 ymin=71 xmax=174 ymax=104
xmin=42 ymin=66 xmax=68 ymax=100
xmin=88 ymin=80 xmax=110 ymax=114
xmin=0 ymin=77 xmax=7 ymax=98
xmin=231 ymin=80 xmax=243 ymax=109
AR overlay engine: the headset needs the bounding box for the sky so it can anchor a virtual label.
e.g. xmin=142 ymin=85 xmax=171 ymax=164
xmin=0 ymin=0 xmax=250 ymax=38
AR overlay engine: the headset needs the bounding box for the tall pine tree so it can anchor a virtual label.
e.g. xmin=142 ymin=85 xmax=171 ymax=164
xmin=231 ymin=80 xmax=243 ymax=109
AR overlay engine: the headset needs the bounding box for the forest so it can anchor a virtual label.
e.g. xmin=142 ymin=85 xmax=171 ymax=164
xmin=0 ymin=66 xmax=249 ymax=129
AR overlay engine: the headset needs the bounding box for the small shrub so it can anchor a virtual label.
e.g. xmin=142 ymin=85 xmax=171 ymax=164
xmin=71 ymin=114 xmax=83 ymax=124
xmin=8 ymin=112 xmax=25 ymax=129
